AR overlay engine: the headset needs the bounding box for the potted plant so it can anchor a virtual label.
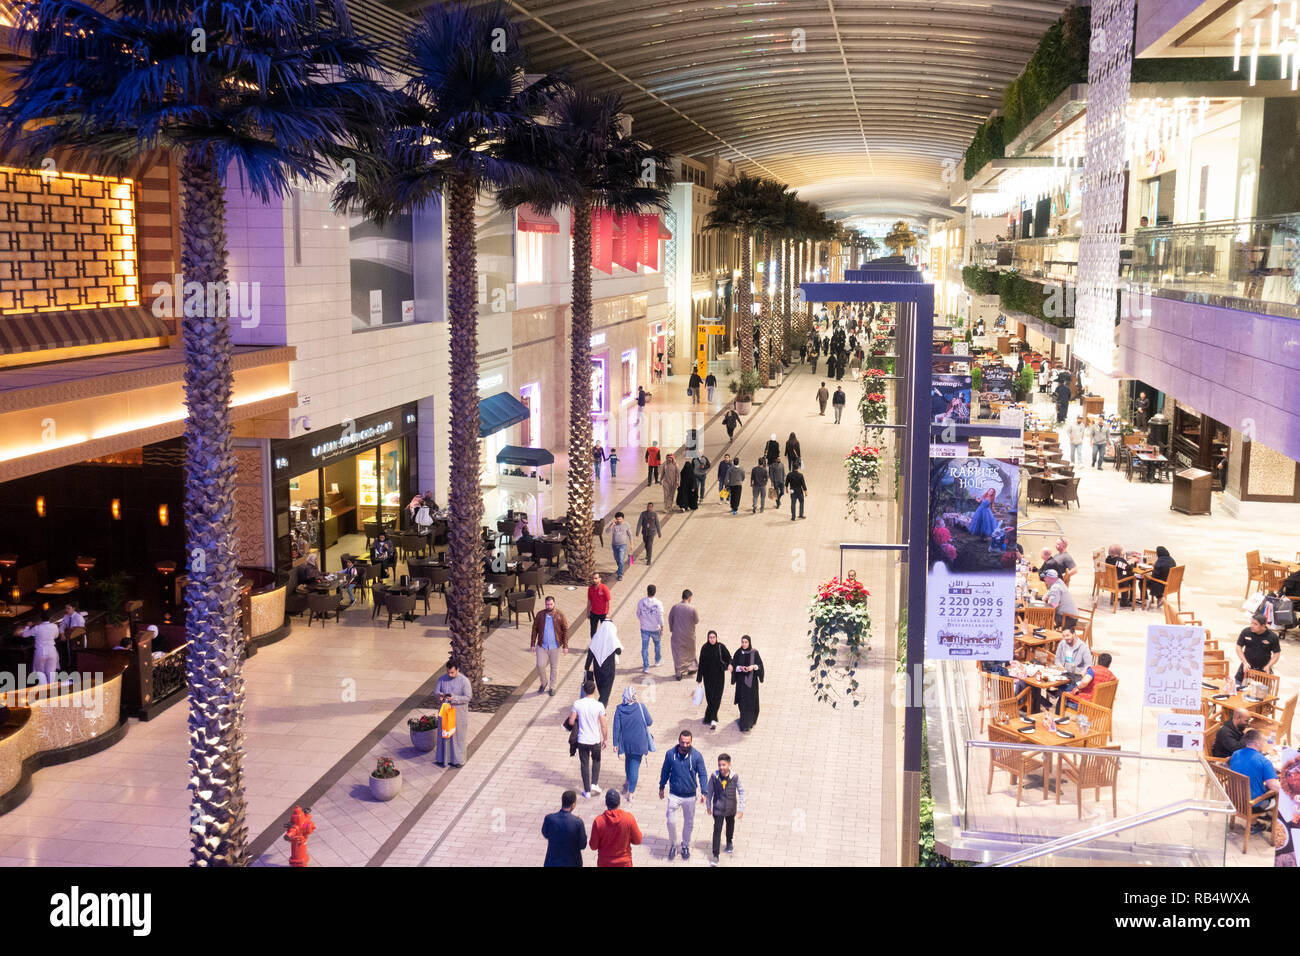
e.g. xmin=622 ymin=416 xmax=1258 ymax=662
xmin=728 ymin=368 xmax=761 ymax=414
xmin=807 ymin=575 xmax=872 ymax=708
xmin=407 ymin=714 xmax=438 ymax=752
xmin=369 ymin=756 xmax=401 ymax=801
xmin=91 ymin=572 xmax=131 ymax=646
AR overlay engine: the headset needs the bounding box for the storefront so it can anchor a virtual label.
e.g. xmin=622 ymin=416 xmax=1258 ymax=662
xmin=589 ymin=333 xmax=610 ymax=446
xmin=269 ymin=403 xmax=418 ymax=576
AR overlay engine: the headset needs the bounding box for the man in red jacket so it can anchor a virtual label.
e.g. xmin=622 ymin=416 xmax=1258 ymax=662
xmin=587 ymin=572 xmax=612 ymax=638
xmin=588 ymin=789 xmax=643 ymax=867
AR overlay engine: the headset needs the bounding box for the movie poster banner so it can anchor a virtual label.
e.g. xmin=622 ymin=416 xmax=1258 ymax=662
xmin=930 ymin=372 xmax=972 ymax=425
xmin=925 ymin=457 xmax=1020 ymax=661
xmin=1278 ymin=747 xmax=1298 ymax=867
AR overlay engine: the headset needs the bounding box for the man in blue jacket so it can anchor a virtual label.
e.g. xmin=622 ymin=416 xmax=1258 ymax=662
xmin=541 ymin=790 xmax=587 ymax=866
xmin=658 ymin=730 xmax=709 ymax=860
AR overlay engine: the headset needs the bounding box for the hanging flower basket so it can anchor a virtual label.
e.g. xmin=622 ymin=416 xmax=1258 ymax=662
xmin=844 ymin=445 xmax=881 ymax=521
xmin=808 ymin=576 xmax=872 ymax=708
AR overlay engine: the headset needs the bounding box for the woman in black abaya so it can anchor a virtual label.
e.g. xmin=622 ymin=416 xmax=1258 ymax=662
xmin=731 ymin=635 xmax=765 ymax=732
xmin=696 ymin=630 xmax=731 ymax=729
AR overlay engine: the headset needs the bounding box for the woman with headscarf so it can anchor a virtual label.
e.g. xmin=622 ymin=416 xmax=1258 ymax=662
xmin=661 ymin=453 xmax=680 ymax=512
xmin=785 ymin=433 xmax=802 ymax=472
xmin=696 ymin=629 xmax=732 ymax=730
xmin=586 ymin=620 xmax=623 ymax=707
xmin=611 ymin=685 xmax=655 ymax=802
xmin=1142 ymin=546 xmax=1176 ymax=608
xmin=676 ymin=457 xmax=699 ymax=511
xmin=764 ymin=433 xmax=780 ymax=466
xmin=731 ymin=635 xmax=765 ymax=733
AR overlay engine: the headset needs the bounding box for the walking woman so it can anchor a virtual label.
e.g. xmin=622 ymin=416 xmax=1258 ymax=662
xmin=696 ymin=630 xmax=732 ymax=730
xmin=784 ymin=432 xmax=802 ymax=473
xmin=731 ymin=636 xmax=765 ymax=733
xmin=593 ymin=441 xmax=608 ymax=479
xmin=675 ymin=457 xmax=699 ymax=511
xmin=611 ymin=686 xmax=654 ymax=802
xmin=661 ymin=453 xmax=680 ymax=513
xmin=586 ymin=620 xmax=623 ymax=707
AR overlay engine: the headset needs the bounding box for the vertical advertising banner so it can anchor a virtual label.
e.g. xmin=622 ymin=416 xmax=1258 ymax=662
xmin=925 ymin=457 xmax=1020 ymax=661
xmin=637 ymin=213 xmax=660 ymax=271
xmin=1141 ymin=625 xmax=1203 ymax=710
xmin=613 ymin=214 xmax=640 ymax=272
xmin=590 ymin=209 xmax=615 ymax=274
xmin=929 ymin=372 xmax=972 ymax=426
xmin=1278 ymin=748 xmax=1299 ymax=867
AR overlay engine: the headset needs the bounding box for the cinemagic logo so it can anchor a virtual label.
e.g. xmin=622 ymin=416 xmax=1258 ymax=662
xmin=49 ymin=886 xmax=151 ymax=936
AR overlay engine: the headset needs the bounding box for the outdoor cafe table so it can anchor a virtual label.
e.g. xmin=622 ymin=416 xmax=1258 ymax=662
xmin=1132 ymin=451 xmax=1169 ymax=482
xmin=1009 ymin=659 xmax=1069 ymax=709
xmin=1014 ymin=625 xmax=1066 ymax=663
xmin=990 ymin=709 xmax=1097 ymax=795
xmin=1202 ymin=685 xmax=1278 ymax=715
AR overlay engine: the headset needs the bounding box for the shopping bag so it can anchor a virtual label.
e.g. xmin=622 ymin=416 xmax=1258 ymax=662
xmin=1242 ymin=592 xmax=1267 ymax=615
xmin=691 ymin=683 xmax=705 ymax=707
xmin=719 ymin=488 xmax=729 ymax=502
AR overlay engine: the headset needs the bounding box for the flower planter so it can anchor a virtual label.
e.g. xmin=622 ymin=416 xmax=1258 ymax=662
xmin=410 ymin=728 xmax=437 ymax=752
xmin=735 ymin=400 xmax=753 ymax=415
xmin=370 ymin=771 xmax=401 ymax=801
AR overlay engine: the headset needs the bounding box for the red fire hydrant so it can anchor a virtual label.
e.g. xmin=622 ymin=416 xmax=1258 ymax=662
xmin=283 ymin=805 xmax=316 ymax=867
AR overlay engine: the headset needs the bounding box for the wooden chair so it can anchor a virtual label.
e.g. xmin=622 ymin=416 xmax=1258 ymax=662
xmin=1164 ymin=600 xmax=1202 ymax=628
xmin=1259 ymin=562 xmax=1288 ymax=594
xmin=1060 ymin=696 xmax=1113 ymax=743
xmin=989 ymin=674 xmax=1031 ymax=726
xmin=1243 ymin=669 xmax=1281 ymax=717
xmin=1091 ymin=549 xmax=1106 ymax=599
xmin=384 ymin=593 xmax=417 ymax=628
xmin=1071 ymin=605 xmax=1096 ymax=648
xmin=1204 ymin=647 xmax=1225 ymax=661
xmin=1204 ymin=659 xmax=1229 ymax=681
xmin=1098 ymin=564 xmax=1136 ymax=612
xmin=1211 ymin=762 xmax=1280 ymax=854
xmin=1091 ymin=679 xmax=1118 ymax=712
xmin=1204 ymin=719 xmax=1226 ymax=764
xmin=306 ymin=591 xmax=345 ymax=627
xmin=1251 ymin=693 xmax=1297 ymax=746
xmin=1244 ymin=550 xmax=1268 ymax=600
xmin=1157 ymin=564 xmax=1185 ymax=612
xmin=987 ymin=725 xmax=1045 ymax=807
xmin=1021 ymin=605 xmax=1055 ymax=629
xmin=1056 ymin=743 xmax=1121 ymax=818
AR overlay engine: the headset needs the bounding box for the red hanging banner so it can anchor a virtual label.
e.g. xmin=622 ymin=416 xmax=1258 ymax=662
xmin=590 ymin=208 xmax=614 ymax=274
xmin=613 ymin=214 xmax=640 ymax=272
xmin=637 ymin=213 xmax=660 ymax=271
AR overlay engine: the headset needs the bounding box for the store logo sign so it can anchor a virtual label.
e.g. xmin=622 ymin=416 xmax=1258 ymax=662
xmin=310 ymin=421 xmax=395 ymax=461
xmin=274 ymin=456 xmax=289 ymax=471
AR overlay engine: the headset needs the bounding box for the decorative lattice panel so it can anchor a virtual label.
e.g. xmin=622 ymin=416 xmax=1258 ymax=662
xmin=1074 ymin=0 xmax=1134 ymax=375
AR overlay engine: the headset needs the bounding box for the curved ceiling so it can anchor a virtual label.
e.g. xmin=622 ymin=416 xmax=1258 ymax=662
xmin=382 ymin=0 xmax=1074 ymax=224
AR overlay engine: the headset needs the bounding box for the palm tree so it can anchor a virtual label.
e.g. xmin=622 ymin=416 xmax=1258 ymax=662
xmin=884 ymin=219 xmax=919 ymax=258
xmin=706 ymin=174 xmax=782 ymax=377
xmin=498 ymin=87 xmax=672 ymax=583
xmin=754 ymin=180 xmax=791 ymax=385
xmin=335 ymin=2 xmax=560 ymax=690
xmin=0 ymin=0 xmax=390 ymax=865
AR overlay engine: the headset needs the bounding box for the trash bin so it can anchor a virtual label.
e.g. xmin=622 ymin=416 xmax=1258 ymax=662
xmin=1171 ymin=468 xmax=1211 ymax=515
xmin=1145 ymin=414 xmax=1170 ymax=449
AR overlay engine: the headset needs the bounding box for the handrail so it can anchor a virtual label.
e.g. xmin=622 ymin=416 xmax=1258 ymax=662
xmin=980 ymin=797 xmax=1234 ymax=867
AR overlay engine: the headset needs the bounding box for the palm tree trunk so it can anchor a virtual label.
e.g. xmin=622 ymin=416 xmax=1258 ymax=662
xmin=795 ymin=240 xmax=805 ymax=336
xmin=758 ymin=233 xmax=772 ymax=385
xmin=445 ymin=170 xmax=486 ymax=688
xmin=737 ymin=226 xmax=753 ymax=375
xmin=774 ymin=238 xmax=785 ymax=364
xmin=565 ymin=196 xmax=596 ymax=582
xmin=180 ymin=151 xmax=247 ymax=867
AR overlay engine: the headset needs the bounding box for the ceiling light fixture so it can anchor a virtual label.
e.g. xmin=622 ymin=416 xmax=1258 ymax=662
xmin=1234 ymin=27 xmax=1242 ymax=70
xmin=1251 ymin=22 xmax=1261 ymax=85
xmin=1274 ymin=0 xmax=1282 ymax=50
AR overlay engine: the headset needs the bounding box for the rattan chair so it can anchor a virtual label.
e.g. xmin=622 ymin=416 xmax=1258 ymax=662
xmin=306 ymin=591 xmax=346 ymax=627
xmin=1055 ymin=477 xmax=1081 ymax=509
xmin=508 ymin=589 xmax=537 ymax=628
xmin=1211 ymin=762 xmax=1280 ymax=854
xmin=517 ymin=566 xmax=547 ymax=597
xmin=987 ymin=725 xmax=1045 ymax=807
xmin=385 ymin=593 xmax=416 ymax=628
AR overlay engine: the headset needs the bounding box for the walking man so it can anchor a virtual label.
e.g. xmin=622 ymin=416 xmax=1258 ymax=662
xmin=688 ymin=368 xmax=702 ymax=405
xmin=658 ymin=730 xmax=709 ymax=861
xmin=588 ymin=790 xmax=643 ymax=867
xmin=570 ymin=679 xmax=607 ymax=799
xmin=832 ymin=385 xmax=847 ymax=423
xmin=1066 ymin=415 xmax=1085 ymax=467
xmin=768 ymin=456 xmax=786 ymax=509
xmin=705 ymin=370 xmax=717 ymax=403
xmin=529 ymin=595 xmax=569 ymax=697
xmin=750 ymin=458 xmax=769 ymax=513
xmin=694 ymin=451 xmax=711 ymax=502
xmin=645 ymin=442 xmax=662 ymax=485
xmin=609 ymin=511 xmax=632 ymax=581
xmin=635 ymin=583 xmax=665 ymax=673
xmin=716 ymin=454 xmax=731 ymax=503
xmin=587 ymin=572 xmax=611 ymax=638
xmin=706 ymin=753 xmax=745 ymax=865
xmin=816 ymin=381 xmax=829 ymax=415
xmin=1088 ymin=416 xmax=1108 ymax=470
xmin=723 ymin=406 xmax=740 ymax=440
xmin=786 ymin=465 xmax=808 ymax=520
xmin=541 ymin=790 xmax=587 ymax=867
xmin=635 ymin=501 xmax=661 ymax=566
xmin=725 ymin=457 xmax=744 ymax=515
xmin=668 ymin=589 xmax=699 ymax=680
